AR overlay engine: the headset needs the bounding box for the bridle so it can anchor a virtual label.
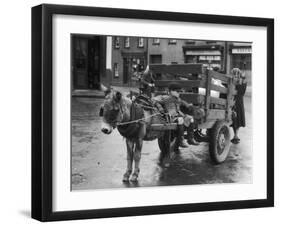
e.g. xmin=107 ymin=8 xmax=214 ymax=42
xmin=102 ymin=101 xmax=125 ymax=128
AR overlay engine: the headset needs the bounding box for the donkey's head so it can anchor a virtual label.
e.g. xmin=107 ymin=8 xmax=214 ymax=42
xmin=100 ymin=84 xmax=126 ymax=134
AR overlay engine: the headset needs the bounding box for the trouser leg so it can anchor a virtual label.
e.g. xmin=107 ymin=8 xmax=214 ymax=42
xmin=187 ymin=123 xmax=199 ymax=145
xmin=178 ymin=124 xmax=189 ymax=147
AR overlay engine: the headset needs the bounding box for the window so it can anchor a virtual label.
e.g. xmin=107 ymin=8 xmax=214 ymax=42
xmin=150 ymin=55 xmax=162 ymax=64
xmin=138 ymin=38 xmax=144 ymax=47
xmin=114 ymin=37 xmax=120 ymax=49
xmin=206 ymin=40 xmax=217 ymax=44
xmin=185 ymin=56 xmax=198 ymax=64
xmin=74 ymin=38 xmax=87 ymax=69
xmin=114 ymin=63 xmax=119 ymax=77
xmin=199 ymin=56 xmax=221 ymax=61
xmin=168 ymin=39 xmax=177 ymax=44
xmin=124 ymin=37 xmax=130 ymax=48
xmin=232 ymin=54 xmax=252 ymax=70
xmin=185 ymin=41 xmax=195 ymax=45
xmin=152 ymin=38 xmax=160 ymax=45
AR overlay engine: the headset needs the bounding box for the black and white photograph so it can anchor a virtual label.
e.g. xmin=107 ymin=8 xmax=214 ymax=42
xmin=71 ymin=35 xmax=253 ymax=190
xmin=0 ymin=0 xmax=278 ymax=224
xmin=30 ymin=3 xmax=274 ymax=222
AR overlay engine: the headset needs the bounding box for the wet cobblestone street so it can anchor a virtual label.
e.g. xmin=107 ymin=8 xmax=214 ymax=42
xmin=71 ymin=95 xmax=252 ymax=190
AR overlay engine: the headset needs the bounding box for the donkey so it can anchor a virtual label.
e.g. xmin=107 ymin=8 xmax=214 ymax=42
xmin=100 ymin=85 xmax=171 ymax=182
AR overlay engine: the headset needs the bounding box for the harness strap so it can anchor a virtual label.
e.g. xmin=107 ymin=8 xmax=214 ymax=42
xmin=117 ymin=102 xmax=167 ymax=139
xmin=117 ymin=103 xmax=144 ymax=139
xmin=116 ymin=112 xmax=164 ymax=126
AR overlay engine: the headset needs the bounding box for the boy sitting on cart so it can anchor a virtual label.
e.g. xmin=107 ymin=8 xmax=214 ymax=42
xmin=153 ymin=83 xmax=200 ymax=147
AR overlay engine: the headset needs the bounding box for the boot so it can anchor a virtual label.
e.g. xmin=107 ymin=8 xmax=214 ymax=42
xmin=187 ymin=123 xmax=200 ymax=145
xmin=194 ymin=129 xmax=209 ymax=142
xmin=179 ymin=136 xmax=189 ymax=148
xmin=188 ymin=136 xmax=199 ymax=145
xmin=178 ymin=124 xmax=188 ymax=148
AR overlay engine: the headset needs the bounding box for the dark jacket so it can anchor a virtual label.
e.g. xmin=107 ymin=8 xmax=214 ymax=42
xmin=139 ymin=70 xmax=155 ymax=97
xmin=232 ymin=82 xmax=247 ymax=128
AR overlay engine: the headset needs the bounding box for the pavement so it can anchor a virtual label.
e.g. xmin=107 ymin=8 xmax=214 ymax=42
xmin=71 ymin=93 xmax=252 ymax=190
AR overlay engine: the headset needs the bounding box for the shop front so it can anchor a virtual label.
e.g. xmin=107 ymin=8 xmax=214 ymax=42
xmin=230 ymin=45 xmax=252 ymax=69
xmin=121 ymin=52 xmax=147 ymax=87
xmin=183 ymin=45 xmax=225 ymax=71
xmin=229 ymin=43 xmax=252 ymax=83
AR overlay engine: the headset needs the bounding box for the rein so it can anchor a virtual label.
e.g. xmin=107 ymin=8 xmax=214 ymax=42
xmin=133 ymin=103 xmax=156 ymax=110
xmin=116 ymin=112 xmax=165 ymax=126
xmin=116 ymin=101 xmax=166 ymax=139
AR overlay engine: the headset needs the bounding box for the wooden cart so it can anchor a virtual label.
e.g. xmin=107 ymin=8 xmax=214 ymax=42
xmin=148 ymin=63 xmax=236 ymax=164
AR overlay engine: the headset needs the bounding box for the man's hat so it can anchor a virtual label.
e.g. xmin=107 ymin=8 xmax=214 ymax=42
xmin=168 ymin=83 xmax=182 ymax=91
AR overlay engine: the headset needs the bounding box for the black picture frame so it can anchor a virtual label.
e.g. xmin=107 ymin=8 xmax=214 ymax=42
xmin=32 ymin=4 xmax=274 ymax=222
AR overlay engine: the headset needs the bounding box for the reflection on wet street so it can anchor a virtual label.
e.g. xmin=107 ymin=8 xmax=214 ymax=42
xmin=71 ymin=96 xmax=252 ymax=190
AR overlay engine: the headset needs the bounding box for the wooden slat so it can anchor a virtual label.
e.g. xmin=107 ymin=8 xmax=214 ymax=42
xmin=209 ymin=70 xmax=231 ymax=83
xmin=149 ymin=63 xmax=204 ymax=75
xmin=206 ymin=109 xmax=226 ymax=120
xmin=154 ymin=80 xmax=204 ymax=88
xmin=210 ymin=97 xmax=227 ymax=106
xmin=180 ymin=93 xmax=205 ymax=105
xmin=150 ymin=123 xmax=178 ymax=131
xmin=198 ymin=120 xmax=216 ymax=129
xmin=204 ymin=71 xmax=212 ymax=120
xmin=198 ymin=120 xmax=232 ymax=129
xmin=210 ymin=84 xmax=228 ymax=94
xmin=154 ymin=91 xmax=168 ymax=96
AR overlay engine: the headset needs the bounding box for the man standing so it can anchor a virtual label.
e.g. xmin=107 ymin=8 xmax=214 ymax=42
xmin=139 ymin=65 xmax=155 ymax=98
xmin=231 ymin=68 xmax=247 ymax=144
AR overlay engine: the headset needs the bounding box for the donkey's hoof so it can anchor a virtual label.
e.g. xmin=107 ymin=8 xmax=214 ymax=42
xmin=122 ymin=172 xmax=131 ymax=182
xmin=130 ymin=174 xmax=138 ymax=182
xmin=122 ymin=175 xmax=130 ymax=182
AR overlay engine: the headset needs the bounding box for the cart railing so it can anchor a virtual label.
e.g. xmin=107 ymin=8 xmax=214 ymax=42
xmin=150 ymin=63 xmax=236 ymax=128
xmin=149 ymin=63 xmax=204 ymax=76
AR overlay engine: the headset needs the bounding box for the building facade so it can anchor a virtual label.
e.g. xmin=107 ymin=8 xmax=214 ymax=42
xmin=111 ymin=36 xmax=148 ymax=87
xmin=227 ymin=42 xmax=252 ymax=84
xmin=183 ymin=40 xmax=227 ymax=72
xmin=183 ymin=40 xmax=252 ymax=82
xmin=71 ymin=35 xmax=252 ymax=91
xmin=148 ymin=38 xmax=186 ymax=64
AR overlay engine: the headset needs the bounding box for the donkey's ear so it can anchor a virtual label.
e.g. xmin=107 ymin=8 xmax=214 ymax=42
xmin=100 ymin=83 xmax=109 ymax=92
xmin=100 ymin=83 xmax=111 ymax=96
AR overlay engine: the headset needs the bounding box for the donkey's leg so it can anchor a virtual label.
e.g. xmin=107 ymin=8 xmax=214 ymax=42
xmin=130 ymin=139 xmax=143 ymax=182
xmin=123 ymin=139 xmax=134 ymax=182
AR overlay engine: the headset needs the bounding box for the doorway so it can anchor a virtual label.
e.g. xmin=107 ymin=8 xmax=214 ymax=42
xmin=123 ymin=58 xmax=129 ymax=84
xmin=72 ymin=35 xmax=101 ymax=90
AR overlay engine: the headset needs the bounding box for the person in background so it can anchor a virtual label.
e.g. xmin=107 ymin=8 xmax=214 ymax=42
xmin=139 ymin=65 xmax=155 ymax=98
xmin=231 ymin=68 xmax=247 ymax=144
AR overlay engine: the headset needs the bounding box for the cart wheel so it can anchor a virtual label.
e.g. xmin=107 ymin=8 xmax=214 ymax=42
xmin=158 ymin=130 xmax=179 ymax=163
xmin=209 ymin=120 xmax=231 ymax=164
